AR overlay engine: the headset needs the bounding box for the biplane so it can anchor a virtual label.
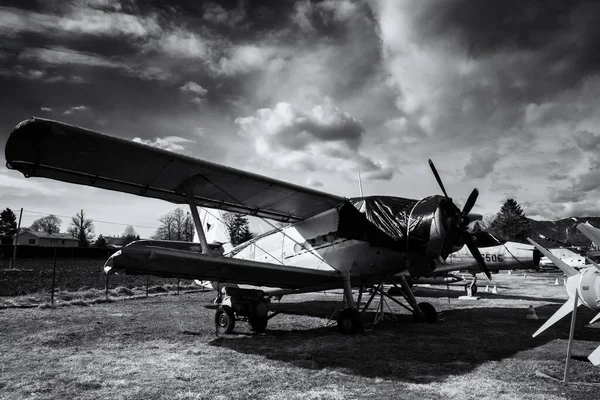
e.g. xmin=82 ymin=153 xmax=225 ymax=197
xmin=5 ymin=117 xmax=490 ymax=333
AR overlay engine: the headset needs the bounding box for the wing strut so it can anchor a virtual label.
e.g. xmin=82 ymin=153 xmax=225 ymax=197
xmin=187 ymin=186 xmax=210 ymax=254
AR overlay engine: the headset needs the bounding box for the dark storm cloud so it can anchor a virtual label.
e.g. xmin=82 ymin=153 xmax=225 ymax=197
xmin=420 ymin=0 xmax=600 ymax=93
xmin=574 ymin=130 xmax=600 ymax=151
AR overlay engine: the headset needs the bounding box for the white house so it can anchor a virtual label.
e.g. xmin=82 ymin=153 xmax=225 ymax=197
xmin=13 ymin=231 xmax=79 ymax=247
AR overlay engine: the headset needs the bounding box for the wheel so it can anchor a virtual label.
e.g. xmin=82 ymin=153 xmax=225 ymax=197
xmin=249 ymin=301 xmax=269 ymax=333
xmin=215 ymin=306 xmax=235 ymax=334
xmin=415 ymin=302 xmax=437 ymax=323
xmin=337 ymin=308 xmax=362 ymax=334
xmin=249 ymin=317 xmax=268 ymax=333
xmin=464 ymin=283 xmax=478 ymax=295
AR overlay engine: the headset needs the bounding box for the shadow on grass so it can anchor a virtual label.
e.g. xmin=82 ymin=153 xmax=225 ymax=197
xmin=209 ymin=302 xmax=599 ymax=383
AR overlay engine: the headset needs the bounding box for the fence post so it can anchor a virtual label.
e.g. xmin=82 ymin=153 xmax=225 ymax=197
xmin=51 ymin=248 xmax=57 ymax=306
xmin=177 ymin=278 xmax=180 ymax=295
xmin=146 ymin=275 xmax=149 ymax=297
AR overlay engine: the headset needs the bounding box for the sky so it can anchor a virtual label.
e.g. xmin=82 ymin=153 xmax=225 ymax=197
xmin=1 ymin=0 xmax=600 ymax=238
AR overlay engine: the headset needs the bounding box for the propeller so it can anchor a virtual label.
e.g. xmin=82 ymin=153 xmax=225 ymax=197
xmin=428 ymin=159 xmax=492 ymax=280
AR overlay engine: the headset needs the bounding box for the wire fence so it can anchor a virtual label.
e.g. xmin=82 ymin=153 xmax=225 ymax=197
xmin=0 ymin=245 xmax=196 ymax=297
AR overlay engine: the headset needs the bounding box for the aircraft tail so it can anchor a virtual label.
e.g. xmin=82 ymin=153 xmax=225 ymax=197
xmin=195 ymin=207 xmax=233 ymax=254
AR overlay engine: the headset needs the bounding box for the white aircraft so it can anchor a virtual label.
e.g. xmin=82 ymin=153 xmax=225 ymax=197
xmin=410 ymin=232 xmax=541 ymax=294
xmin=5 ymin=117 xmax=491 ymax=334
xmin=527 ymin=222 xmax=600 ymax=366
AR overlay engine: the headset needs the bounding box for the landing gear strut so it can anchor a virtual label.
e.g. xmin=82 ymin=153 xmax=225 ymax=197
xmin=337 ymin=275 xmax=363 ymax=334
xmin=464 ymin=275 xmax=478 ymax=295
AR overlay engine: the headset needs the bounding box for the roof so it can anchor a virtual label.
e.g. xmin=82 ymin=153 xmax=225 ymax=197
xmin=5 ymin=118 xmax=345 ymax=222
xmin=19 ymin=231 xmax=78 ymax=240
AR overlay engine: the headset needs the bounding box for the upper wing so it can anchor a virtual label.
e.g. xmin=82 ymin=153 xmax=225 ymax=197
xmin=105 ymin=242 xmax=341 ymax=289
xmin=5 ymin=118 xmax=345 ymax=222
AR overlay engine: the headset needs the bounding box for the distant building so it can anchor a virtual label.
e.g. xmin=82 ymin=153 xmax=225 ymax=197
xmin=13 ymin=231 xmax=79 ymax=247
xmin=103 ymin=236 xmax=129 ymax=248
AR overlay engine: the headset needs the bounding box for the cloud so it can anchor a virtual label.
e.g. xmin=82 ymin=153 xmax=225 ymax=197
xmin=306 ymin=177 xmax=323 ymax=188
xmin=236 ymin=101 xmax=392 ymax=179
xmin=40 ymin=106 xmax=52 ymax=112
xmin=179 ymin=81 xmax=208 ymax=96
xmin=20 ymin=47 xmax=123 ymax=69
xmin=202 ymin=3 xmax=246 ymax=27
xmin=132 ymin=136 xmax=194 ymax=153
xmin=209 ymin=45 xmax=283 ymax=76
xmin=63 ymin=105 xmax=88 ymax=115
xmin=574 ymin=130 xmax=600 ymax=151
xmin=463 ymin=148 xmax=500 ymax=179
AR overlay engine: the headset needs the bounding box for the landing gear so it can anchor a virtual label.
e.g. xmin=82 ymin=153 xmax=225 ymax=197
xmin=215 ymin=305 xmax=235 ymax=333
xmin=337 ymin=308 xmax=362 ymax=334
xmin=464 ymin=282 xmax=478 ymax=295
xmin=336 ymin=275 xmax=364 ymax=334
xmin=464 ymin=275 xmax=478 ymax=295
xmin=414 ymin=302 xmax=437 ymax=323
xmin=214 ymin=288 xmax=272 ymax=334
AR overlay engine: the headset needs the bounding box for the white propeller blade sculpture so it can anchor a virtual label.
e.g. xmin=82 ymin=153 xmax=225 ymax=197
xmin=528 ymin=224 xmax=600 ymax=366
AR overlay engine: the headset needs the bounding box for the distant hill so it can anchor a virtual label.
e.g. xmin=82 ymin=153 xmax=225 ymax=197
xmin=526 ymin=217 xmax=600 ymax=250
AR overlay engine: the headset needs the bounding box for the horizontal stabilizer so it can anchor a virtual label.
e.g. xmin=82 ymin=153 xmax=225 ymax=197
xmin=527 ymin=239 xmax=579 ymax=277
xmin=589 ymin=346 xmax=600 ymax=366
xmin=590 ymin=312 xmax=600 ymax=325
xmin=533 ymin=298 xmax=580 ymax=338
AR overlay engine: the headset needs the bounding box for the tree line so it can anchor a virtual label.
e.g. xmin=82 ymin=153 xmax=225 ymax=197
xmin=0 ymin=198 xmax=533 ymax=250
xmin=0 ymin=206 xmax=254 ymax=248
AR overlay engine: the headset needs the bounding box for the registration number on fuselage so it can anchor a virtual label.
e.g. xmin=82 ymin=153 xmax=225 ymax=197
xmin=483 ymin=254 xmax=504 ymax=262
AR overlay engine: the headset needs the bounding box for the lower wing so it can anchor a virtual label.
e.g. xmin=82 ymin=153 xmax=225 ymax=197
xmin=105 ymin=243 xmax=341 ymax=290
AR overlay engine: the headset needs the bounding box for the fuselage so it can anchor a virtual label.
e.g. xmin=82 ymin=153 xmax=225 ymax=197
xmin=446 ymin=240 xmax=538 ymax=274
xmin=223 ymin=195 xmax=451 ymax=281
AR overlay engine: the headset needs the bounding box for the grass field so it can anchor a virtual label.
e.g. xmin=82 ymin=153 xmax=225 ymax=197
xmin=1 ymin=271 xmax=599 ymax=399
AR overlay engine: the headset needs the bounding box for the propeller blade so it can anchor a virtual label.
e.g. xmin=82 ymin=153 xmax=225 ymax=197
xmin=533 ymin=298 xmax=579 ymax=338
xmin=589 ymin=345 xmax=600 ymax=366
xmin=462 ymin=231 xmax=492 ymax=280
xmin=428 ymin=159 xmax=449 ymax=199
xmin=527 ymin=238 xmax=579 ymax=277
xmin=462 ymin=188 xmax=479 ymax=215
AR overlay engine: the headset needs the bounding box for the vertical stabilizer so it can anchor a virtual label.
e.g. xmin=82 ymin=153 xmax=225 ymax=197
xmin=196 ymin=208 xmax=233 ymax=253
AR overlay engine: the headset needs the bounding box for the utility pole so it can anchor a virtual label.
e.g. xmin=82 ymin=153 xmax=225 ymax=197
xmin=10 ymin=208 xmax=23 ymax=269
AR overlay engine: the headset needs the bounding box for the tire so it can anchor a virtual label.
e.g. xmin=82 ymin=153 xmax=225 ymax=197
xmin=337 ymin=308 xmax=362 ymax=334
xmin=415 ymin=302 xmax=437 ymax=323
xmin=215 ymin=306 xmax=235 ymax=334
xmin=249 ymin=317 xmax=268 ymax=333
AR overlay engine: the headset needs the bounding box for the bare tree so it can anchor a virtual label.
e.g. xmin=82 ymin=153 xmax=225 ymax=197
xmin=30 ymin=214 xmax=62 ymax=234
xmin=68 ymin=209 xmax=95 ymax=247
xmin=153 ymin=208 xmax=195 ymax=241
